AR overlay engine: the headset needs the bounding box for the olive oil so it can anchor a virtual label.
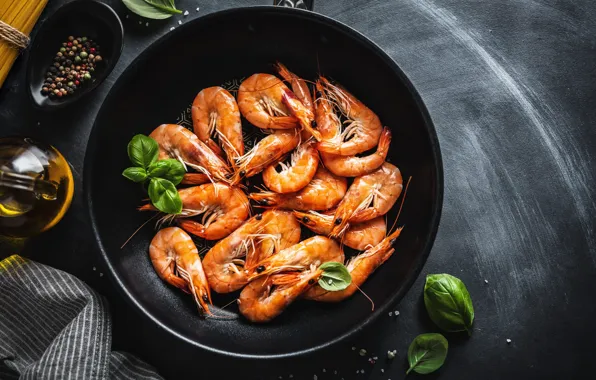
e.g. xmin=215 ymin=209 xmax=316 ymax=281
xmin=0 ymin=137 xmax=74 ymax=237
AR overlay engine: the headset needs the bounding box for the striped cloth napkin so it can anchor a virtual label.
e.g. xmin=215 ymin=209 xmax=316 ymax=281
xmin=0 ymin=255 xmax=163 ymax=380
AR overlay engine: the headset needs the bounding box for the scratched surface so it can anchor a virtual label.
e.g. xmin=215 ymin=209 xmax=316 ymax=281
xmin=1 ymin=0 xmax=596 ymax=379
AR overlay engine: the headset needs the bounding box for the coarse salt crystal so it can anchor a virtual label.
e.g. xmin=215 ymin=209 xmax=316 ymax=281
xmin=381 ymin=369 xmax=385 ymax=373
xmin=322 ymin=369 xmax=326 ymax=372
xmin=395 ymin=311 xmax=400 ymax=316
xmin=313 ymin=375 xmax=317 ymax=380
xmin=99 ymin=273 xmax=104 ymax=277
xmin=145 ymin=22 xmax=149 ymax=27
xmin=485 ymin=279 xmax=489 ymax=284
xmin=93 ymin=267 xmax=96 ymax=271
xmin=359 ymin=348 xmax=367 ymax=356
xmin=170 ymin=27 xmax=175 ymax=31
xmin=183 ymin=10 xmax=189 ymax=16
xmin=196 ymin=7 xmax=200 ymax=11
xmin=178 ymin=20 xmax=182 ymax=25
xmin=373 ymin=356 xmax=378 ymax=360
xmin=506 ymin=338 xmax=512 ymax=343
xmin=388 ymin=311 xmax=392 ymax=316
xmin=352 ymin=346 xmax=356 ymax=350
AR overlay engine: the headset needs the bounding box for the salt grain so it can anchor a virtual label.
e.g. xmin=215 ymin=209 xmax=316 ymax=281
xmin=381 ymin=369 xmax=385 ymax=373
xmin=485 ymin=279 xmax=489 ymax=284
xmin=506 ymin=338 xmax=512 ymax=343
xmin=394 ymin=311 xmax=400 ymax=316
xmin=322 ymin=369 xmax=326 ymax=373
xmin=388 ymin=311 xmax=393 ymax=316
xmin=334 ymin=370 xmax=337 ymax=374
xmin=145 ymin=22 xmax=149 ymax=27
xmin=125 ymin=15 xmax=129 ymax=19
xmin=352 ymin=346 xmax=356 ymax=350
xmin=170 ymin=27 xmax=175 ymax=31
xmin=93 ymin=267 xmax=96 ymax=271
xmin=313 ymin=375 xmax=317 ymax=380
xmin=359 ymin=348 xmax=367 ymax=356
xmin=196 ymin=7 xmax=200 ymax=11
xmin=183 ymin=10 xmax=189 ymax=16
xmin=99 ymin=273 xmax=104 ymax=277
xmin=178 ymin=20 xmax=182 ymax=25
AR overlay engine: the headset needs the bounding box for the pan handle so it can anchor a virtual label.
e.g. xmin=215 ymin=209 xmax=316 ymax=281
xmin=273 ymin=0 xmax=314 ymax=11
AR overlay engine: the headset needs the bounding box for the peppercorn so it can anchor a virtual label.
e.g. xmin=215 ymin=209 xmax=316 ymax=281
xmin=75 ymin=65 xmax=81 ymax=70
xmin=75 ymin=80 xmax=80 ymax=86
xmin=79 ymin=51 xmax=88 ymax=59
xmin=90 ymin=47 xmax=96 ymax=53
xmin=67 ymin=42 xmax=72 ymax=47
xmin=68 ymin=36 xmax=74 ymax=41
xmin=71 ymin=84 xmax=77 ymax=90
xmin=72 ymin=46 xmax=77 ymax=52
xmin=74 ymin=56 xmax=81 ymax=63
xmin=56 ymin=82 xmax=63 ymax=88
xmin=68 ymin=51 xmax=75 ymax=57
xmin=65 ymin=59 xmax=72 ymax=65
xmin=62 ymin=42 xmax=67 ymax=47
xmin=41 ymin=87 xmax=48 ymax=94
xmin=84 ymin=73 xmax=91 ymax=80
xmin=82 ymin=37 xmax=88 ymax=42
xmin=89 ymin=67 xmax=95 ymax=72
xmin=56 ymin=91 xmax=63 ymax=97
xmin=94 ymin=55 xmax=102 ymax=62
xmin=68 ymin=88 xmax=74 ymax=95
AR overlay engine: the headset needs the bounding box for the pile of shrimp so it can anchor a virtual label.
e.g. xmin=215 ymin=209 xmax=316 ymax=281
xmin=140 ymin=63 xmax=406 ymax=323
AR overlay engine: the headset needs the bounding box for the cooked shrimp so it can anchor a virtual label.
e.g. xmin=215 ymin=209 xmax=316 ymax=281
xmin=294 ymin=211 xmax=386 ymax=251
xmin=322 ymin=128 xmax=392 ymax=177
xmin=202 ymin=214 xmax=267 ymax=293
xmin=237 ymin=73 xmax=299 ymax=130
xmin=246 ymin=210 xmax=301 ymax=268
xmin=238 ymin=268 xmax=322 ymax=323
xmin=245 ymin=236 xmax=344 ymax=281
xmin=275 ymin=62 xmax=314 ymax=114
xmin=304 ymin=227 xmax=403 ymax=302
xmin=149 ymin=227 xmax=212 ymax=315
xmin=316 ymin=77 xmax=383 ymax=155
xmin=149 ymin=124 xmax=230 ymax=183
xmin=139 ymin=183 xmax=250 ymax=240
xmin=191 ymin=86 xmax=244 ymax=166
xmin=331 ymin=162 xmax=403 ymax=237
xmin=262 ymin=139 xmax=319 ymax=193
xmin=181 ymin=173 xmax=210 ymax=185
xmin=249 ymin=165 xmax=347 ymax=211
xmin=232 ymin=129 xmax=300 ymax=183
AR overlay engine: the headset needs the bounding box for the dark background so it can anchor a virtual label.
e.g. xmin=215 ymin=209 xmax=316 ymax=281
xmin=1 ymin=0 xmax=596 ymax=379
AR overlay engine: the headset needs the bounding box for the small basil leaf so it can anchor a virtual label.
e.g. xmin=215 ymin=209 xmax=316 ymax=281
xmin=318 ymin=262 xmax=351 ymax=291
xmin=121 ymin=0 xmax=181 ymax=20
xmin=424 ymin=273 xmax=474 ymax=334
xmin=406 ymin=333 xmax=448 ymax=375
xmin=122 ymin=167 xmax=147 ymax=183
xmin=147 ymin=178 xmax=182 ymax=214
xmin=147 ymin=159 xmax=186 ymax=185
xmin=127 ymin=134 xmax=159 ymax=169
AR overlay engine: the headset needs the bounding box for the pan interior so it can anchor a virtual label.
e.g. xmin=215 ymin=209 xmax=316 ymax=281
xmin=86 ymin=8 xmax=442 ymax=357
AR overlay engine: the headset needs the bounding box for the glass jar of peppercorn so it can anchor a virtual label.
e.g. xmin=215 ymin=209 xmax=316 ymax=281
xmin=40 ymin=35 xmax=103 ymax=99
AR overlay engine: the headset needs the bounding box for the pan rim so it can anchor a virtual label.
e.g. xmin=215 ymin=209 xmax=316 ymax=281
xmin=83 ymin=5 xmax=444 ymax=359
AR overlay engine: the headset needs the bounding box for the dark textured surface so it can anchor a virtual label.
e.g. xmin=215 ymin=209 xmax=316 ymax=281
xmin=1 ymin=0 xmax=595 ymax=379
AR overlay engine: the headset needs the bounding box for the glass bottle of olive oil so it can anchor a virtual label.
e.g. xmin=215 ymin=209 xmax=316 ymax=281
xmin=0 ymin=137 xmax=74 ymax=237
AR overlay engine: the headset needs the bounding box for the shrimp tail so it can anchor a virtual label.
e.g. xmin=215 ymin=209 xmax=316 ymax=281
xmin=177 ymin=220 xmax=207 ymax=238
xmin=166 ymin=275 xmax=189 ymax=291
xmin=138 ymin=203 xmax=157 ymax=211
xmin=271 ymin=116 xmax=299 ymax=129
xmin=181 ymin=173 xmax=211 ymax=185
xmin=377 ymin=127 xmax=392 ymax=157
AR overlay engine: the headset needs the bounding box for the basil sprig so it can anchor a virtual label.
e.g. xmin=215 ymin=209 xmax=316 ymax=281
xmin=424 ymin=274 xmax=474 ymax=335
xmin=406 ymin=333 xmax=448 ymax=375
xmin=122 ymin=134 xmax=184 ymax=214
xmin=318 ymin=262 xmax=351 ymax=291
xmin=121 ymin=0 xmax=182 ymax=20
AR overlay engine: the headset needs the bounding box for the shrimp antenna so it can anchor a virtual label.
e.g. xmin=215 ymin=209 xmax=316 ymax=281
xmin=356 ymin=284 xmax=375 ymax=311
xmin=388 ymin=176 xmax=411 ymax=234
xmin=121 ymin=213 xmax=160 ymax=249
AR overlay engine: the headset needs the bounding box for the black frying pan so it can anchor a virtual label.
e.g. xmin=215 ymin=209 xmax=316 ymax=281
xmin=84 ymin=4 xmax=443 ymax=358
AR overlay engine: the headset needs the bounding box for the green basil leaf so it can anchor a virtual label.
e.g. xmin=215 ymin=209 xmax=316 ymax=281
xmin=127 ymin=134 xmax=159 ymax=169
xmin=121 ymin=0 xmax=182 ymax=19
xmin=122 ymin=167 xmax=147 ymax=183
xmin=424 ymin=273 xmax=474 ymax=335
xmin=318 ymin=262 xmax=351 ymax=291
xmin=147 ymin=178 xmax=182 ymax=214
xmin=406 ymin=333 xmax=448 ymax=375
xmin=147 ymin=159 xmax=186 ymax=185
